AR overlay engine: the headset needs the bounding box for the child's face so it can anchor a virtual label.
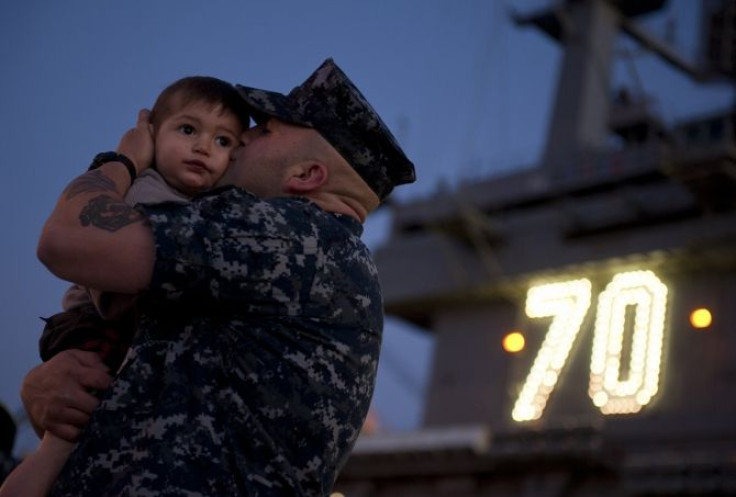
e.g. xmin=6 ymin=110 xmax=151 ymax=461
xmin=154 ymin=101 xmax=243 ymax=196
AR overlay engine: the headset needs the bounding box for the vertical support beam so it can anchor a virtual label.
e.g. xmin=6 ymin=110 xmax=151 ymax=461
xmin=542 ymin=0 xmax=620 ymax=171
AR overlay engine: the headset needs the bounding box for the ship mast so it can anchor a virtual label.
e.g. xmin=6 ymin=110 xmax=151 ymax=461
xmin=513 ymin=0 xmax=705 ymax=176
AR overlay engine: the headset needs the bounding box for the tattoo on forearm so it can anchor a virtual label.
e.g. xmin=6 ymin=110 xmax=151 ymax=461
xmin=64 ymin=170 xmax=119 ymax=200
xmin=80 ymin=195 xmax=145 ymax=232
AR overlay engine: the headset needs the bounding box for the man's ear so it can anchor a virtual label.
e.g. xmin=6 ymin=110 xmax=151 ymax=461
xmin=285 ymin=162 xmax=328 ymax=193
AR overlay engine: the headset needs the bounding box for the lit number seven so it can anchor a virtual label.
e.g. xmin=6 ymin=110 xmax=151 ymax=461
xmin=512 ymin=270 xmax=668 ymax=422
xmin=511 ymin=279 xmax=592 ymax=422
xmin=589 ymin=270 xmax=668 ymax=415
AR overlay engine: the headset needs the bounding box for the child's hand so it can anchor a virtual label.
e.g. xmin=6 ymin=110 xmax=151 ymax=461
xmin=117 ymin=108 xmax=154 ymax=175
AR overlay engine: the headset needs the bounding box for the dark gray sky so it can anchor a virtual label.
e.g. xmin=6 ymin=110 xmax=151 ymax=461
xmin=0 ymin=0 xmax=732 ymax=454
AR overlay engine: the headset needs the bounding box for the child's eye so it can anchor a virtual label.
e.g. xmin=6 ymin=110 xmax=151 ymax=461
xmin=215 ymin=136 xmax=232 ymax=147
xmin=178 ymin=124 xmax=195 ymax=135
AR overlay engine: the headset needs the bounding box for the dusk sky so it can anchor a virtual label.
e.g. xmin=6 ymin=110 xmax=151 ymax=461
xmin=1 ymin=0 xmax=733 ymax=454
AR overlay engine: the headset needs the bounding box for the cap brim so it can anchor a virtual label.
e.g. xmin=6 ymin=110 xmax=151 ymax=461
xmin=236 ymin=85 xmax=311 ymax=127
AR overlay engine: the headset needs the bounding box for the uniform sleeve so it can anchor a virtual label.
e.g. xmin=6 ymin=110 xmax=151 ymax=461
xmin=137 ymin=187 xmax=245 ymax=304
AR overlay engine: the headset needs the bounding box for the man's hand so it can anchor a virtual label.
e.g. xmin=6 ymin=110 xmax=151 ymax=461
xmin=117 ymin=109 xmax=154 ymax=175
xmin=21 ymin=350 xmax=112 ymax=442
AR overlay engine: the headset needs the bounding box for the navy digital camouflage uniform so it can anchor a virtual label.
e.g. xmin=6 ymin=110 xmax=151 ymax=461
xmin=49 ymin=58 xmax=415 ymax=496
xmin=50 ymin=186 xmax=383 ymax=496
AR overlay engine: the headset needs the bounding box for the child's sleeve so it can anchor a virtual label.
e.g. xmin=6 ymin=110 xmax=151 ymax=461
xmin=38 ymin=303 xmax=136 ymax=373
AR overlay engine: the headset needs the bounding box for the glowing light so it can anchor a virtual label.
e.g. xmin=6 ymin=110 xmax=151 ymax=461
xmin=690 ymin=308 xmax=712 ymax=329
xmin=511 ymin=270 xmax=670 ymax=423
xmin=503 ymin=331 xmax=526 ymax=353
xmin=588 ymin=270 xmax=668 ymax=415
xmin=512 ymin=278 xmax=592 ymax=422
xmin=592 ymin=391 xmax=608 ymax=407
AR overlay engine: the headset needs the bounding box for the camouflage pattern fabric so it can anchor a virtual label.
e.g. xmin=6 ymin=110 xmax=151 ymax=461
xmin=49 ymin=186 xmax=383 ymax=497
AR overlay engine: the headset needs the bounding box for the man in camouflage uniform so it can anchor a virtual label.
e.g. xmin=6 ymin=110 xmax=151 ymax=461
xmin=29 ymin=58 xmax=415 ymax=496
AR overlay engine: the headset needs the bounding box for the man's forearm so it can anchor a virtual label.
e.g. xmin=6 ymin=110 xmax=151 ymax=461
xmin=38 ymin=163 xmax=155 ymax=293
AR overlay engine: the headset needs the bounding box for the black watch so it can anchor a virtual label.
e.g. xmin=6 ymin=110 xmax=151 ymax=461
xmin=88 ymin=152 xmax=137 ymax=183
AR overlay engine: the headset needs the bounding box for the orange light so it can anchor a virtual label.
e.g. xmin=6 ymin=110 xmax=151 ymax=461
xmin=503 ymin=331 xmax=525 ymax=353
xmin=690 ymin=308 xmax=712 ymax=329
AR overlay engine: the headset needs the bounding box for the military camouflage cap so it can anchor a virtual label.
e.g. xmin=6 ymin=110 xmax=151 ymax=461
xmin=236 ymin=58 xmax=416 ymax=200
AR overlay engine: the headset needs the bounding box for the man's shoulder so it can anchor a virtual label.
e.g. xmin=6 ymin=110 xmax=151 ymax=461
xmin=194 ymin=188 xmax=330 ymax=223
xmin=143 ymin=186 xmax=363 ymax=243
xmin=192 ymin=186 xmax=312 ymax=212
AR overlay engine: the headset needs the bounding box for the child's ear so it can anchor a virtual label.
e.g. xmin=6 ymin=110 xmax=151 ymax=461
xmin=286 ymin=162 xmax=328 ymax=193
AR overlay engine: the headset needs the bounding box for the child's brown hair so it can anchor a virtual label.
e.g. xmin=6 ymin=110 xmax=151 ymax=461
xmin=149 ymin=76 xmax=250 ymax=132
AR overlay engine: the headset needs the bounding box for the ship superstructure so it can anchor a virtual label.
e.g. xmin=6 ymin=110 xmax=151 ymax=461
xmin=335 ymin=1 xmax=736 ymax=495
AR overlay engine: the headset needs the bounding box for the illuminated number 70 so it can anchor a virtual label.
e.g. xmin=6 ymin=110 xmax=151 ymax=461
xmin=511 ymin=270 xmax=668 ymax=422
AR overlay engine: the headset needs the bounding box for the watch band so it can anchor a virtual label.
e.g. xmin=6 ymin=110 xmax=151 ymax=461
xmin=88 ymin=152 xmax=137 ymax=184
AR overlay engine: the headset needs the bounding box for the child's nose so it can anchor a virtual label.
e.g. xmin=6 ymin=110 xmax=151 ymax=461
xmin=193 ymin=136 xmax=211 ymax=154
